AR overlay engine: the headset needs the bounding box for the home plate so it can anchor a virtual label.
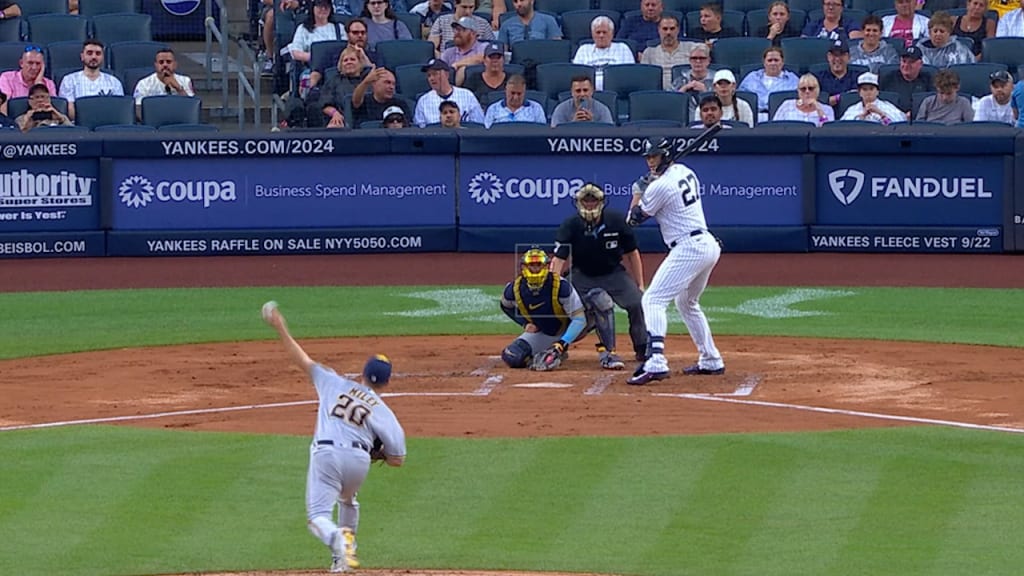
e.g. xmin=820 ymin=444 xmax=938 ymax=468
xmin=514 ymin=382 xmax=574 ymax=389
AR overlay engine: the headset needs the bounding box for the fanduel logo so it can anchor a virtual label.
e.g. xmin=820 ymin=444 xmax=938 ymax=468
xmin=467 ymin=171 xmax=585 ymax=206
xmin=0 ymin=169 xmax=94 ymax=207
xmin=828 ymin=169 xmax=864 ymax=206
xmin=118 ymin=175 xmax=237 ymax=208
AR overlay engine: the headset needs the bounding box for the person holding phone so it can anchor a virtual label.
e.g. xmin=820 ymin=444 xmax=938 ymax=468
xmin=549 ymin=75 xmax=614 ymax=126
xmin=16 ymin=84 xmax=73 ymax=132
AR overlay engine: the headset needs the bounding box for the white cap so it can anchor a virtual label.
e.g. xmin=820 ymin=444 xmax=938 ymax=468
xmin=713 ymin=69 xmax=736 ymax=84
xmin=857 ymin=72 xmax=879 ymax=87
xmin=382 ymin=105 xmax=405 ymax=120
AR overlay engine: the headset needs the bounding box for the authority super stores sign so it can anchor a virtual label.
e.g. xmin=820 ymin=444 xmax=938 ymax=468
xmin=816 ymin=156 xmax=1003 ymax=226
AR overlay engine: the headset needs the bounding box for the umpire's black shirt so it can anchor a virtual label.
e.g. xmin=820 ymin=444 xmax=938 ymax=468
xmin=553 ymin=210 xmax=637 ymax=276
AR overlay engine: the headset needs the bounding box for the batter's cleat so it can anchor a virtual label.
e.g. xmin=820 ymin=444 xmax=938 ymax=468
xmin=341 ymin=527 xmax=360 ymax=569
xmin=600 ymin=352 xmax=625 ymax=370
xmin=682 ymin=364 xmax=725 ymax=375
xmin=627 ymin=368 xmax=670 ymax=385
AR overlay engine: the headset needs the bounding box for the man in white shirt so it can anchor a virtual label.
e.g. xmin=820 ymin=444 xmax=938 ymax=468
xmin=572 ymin=15 xmax=635 ymax=91
xmin=483 ymin=73 xmax=546 ymax=127
xmin=974 ymin=69 xmax=1016 ymax=124
xmin=996 ymin=3 xmax=1023 ymax=36
xmin=58 ymin=39 xmax=124 ymax=121
xmin=132 ymin=48 xmax=195 ymax=119
xmin=413 ymin=57 xmax=484 ymax=126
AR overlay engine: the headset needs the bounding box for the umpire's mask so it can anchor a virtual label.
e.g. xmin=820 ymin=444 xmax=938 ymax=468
xmin=574 ymin=183 xmax=606 ymax=225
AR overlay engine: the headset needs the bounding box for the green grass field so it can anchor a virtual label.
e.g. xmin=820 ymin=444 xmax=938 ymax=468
xmin=1 ymin=286 xmax=1023 ymax=576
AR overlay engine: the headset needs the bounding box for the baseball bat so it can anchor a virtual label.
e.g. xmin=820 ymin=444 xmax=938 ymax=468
xmin=670 ymin=122 xmax=723 ymax=163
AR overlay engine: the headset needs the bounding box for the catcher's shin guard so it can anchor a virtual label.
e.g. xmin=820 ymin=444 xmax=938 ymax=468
xmin=501 ymin=338 xmax=532 ymax=368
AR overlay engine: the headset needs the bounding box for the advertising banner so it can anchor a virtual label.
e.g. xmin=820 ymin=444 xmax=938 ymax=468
xmin=816 ymin=156 xmax=1004 ymax=226
xmin=106 ymin=227 xmax=455 ymax=256
xmin=0 ymin=160 xmax=100 ymax=232
xmin=809 ymin=226 xmax=1002 ymax=253
xmin=459 ymin=155 xmax=803 ymax=227
xmin=110 ymin=156 xmax=455 ymax=230
xmin=0 ymin=231 xmax=105 ymax=259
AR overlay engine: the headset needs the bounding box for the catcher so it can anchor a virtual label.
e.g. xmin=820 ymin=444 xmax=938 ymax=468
xmin=499 ymin=247 xmax=587 ymax=371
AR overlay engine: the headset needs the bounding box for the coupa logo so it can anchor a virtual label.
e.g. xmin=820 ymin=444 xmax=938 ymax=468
xmin=118 ymin=175 xmax=237 ymax=208
xmin=828 ymin=169 xmax=864 ymax=206
xmin=161 ymin=0 xmax=201 ymax=16
xmin=467 ymin=171 xmax=585 ymax=206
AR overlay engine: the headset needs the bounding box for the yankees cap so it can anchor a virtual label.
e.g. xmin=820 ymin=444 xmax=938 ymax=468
xmin=363 ymin=354 xmax=392 ymax=385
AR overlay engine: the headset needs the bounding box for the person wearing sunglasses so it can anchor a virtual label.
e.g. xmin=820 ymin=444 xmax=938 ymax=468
xmin=0 ymin=46 xmax=56 ymax=101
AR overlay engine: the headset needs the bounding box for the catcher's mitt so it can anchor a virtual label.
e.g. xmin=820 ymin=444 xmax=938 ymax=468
xmin=530 ymin=341 xmax=567 ymax=372
xmin=370 ymin=438 xmax=386 ymax=462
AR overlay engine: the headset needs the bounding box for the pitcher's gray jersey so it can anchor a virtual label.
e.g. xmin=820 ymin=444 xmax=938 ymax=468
xmin=311 ymin=364 xmax=406 ymax=457
xmin=639 ymin=163 xmax=708 ymax=248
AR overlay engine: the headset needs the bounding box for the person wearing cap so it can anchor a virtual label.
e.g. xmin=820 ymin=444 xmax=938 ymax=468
xmin=850 ymin=15 xmax=900 ymax=73
xmin=753 ymin=1 xmax=801 ymax=47
xmin=815 ymin=38 xmax=858 ymax=110
xmin=382 ymin=104 xmax=408 ymax=127
xmin=572 ymin=16 xmax=636 ymax=91
xmin=974 ymin=69 xmax=1015 ymax=124
xmin=802 ymin=0 xmax=863 ymax=40
xmin=882 ymin=0 xmax=930 ymax=49
xmin=738 ymin=46 xmax=800 ymax=122
xmin=840 ymin=71 xmax=905 ymax=123
xmin=438 ymin=99 xmax=464 ymax=127
xmin=413 ymin=58 xmax=484 ymax=126
xmin=879 ymin=44 xmax=932 ymax=118
xmin=353 ymin=67 xmax=410 ymax=126
xmin=261 ymin=303 xmax=406 ymax=574
xmin=953 ymin=0 xmax=996 ymax=58
xmin=773 ymin=73 xmax=834 ymax=126
xmin=704 ymin=69 xmax=753 ymax=127
xmin=641 ymin=16 xmax=699 ymax=90
xmin=483 ymin=73 xmax=546 ymax=127
xmin=916 ymin=68 xmax=973 ymax=124
xmin=428 ymin=0 xmax=494 ymax=56
xmin=460 ymin=42 xmax=510 ymax=104
xmin=917 ymin=11 xmax=974 ymax=68
xmin=497 ymin=0 xmax=562 ymax=45
xmin=995 ymin=0 xmax=1024 ymax=37
xmin=441 ymin=16 xmax=488 ymax=83
xmin=671 ymin=43 xmax=712 ymax=94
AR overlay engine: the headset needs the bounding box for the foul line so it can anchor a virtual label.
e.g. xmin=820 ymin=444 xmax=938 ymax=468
xmin=652 ymin=393 xmax=1024 ymax=435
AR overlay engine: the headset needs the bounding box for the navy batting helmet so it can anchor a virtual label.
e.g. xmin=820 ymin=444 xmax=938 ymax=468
xmin=640 ymin=138 xmax=672 ymax=174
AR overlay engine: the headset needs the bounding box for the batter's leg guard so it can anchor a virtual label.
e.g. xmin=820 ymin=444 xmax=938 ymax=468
xmin=501 ymin=338 xmax=533 ymax=368
xmin=583 ymin=288 xmax=617 ymax=352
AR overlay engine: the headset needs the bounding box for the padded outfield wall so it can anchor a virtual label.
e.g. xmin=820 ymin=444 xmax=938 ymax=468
xmin=0 ymin=127 xmax=1018 ymax=259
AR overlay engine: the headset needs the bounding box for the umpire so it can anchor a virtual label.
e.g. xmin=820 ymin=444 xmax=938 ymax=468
xmin=551 ymin=183 xmax=647 ymax=369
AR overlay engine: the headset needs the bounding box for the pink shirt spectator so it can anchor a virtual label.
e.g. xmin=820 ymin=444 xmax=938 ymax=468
xmin=0 ymin=71 xmax=57 ymax=100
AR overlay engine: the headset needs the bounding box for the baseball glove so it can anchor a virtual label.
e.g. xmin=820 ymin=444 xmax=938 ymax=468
xmin=370 ymin=438 xmax=386 ymax=462
xmin=530 ymin=341 xmax=567 ymax=372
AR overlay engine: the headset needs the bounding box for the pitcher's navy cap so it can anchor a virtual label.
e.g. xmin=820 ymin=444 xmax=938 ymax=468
xmin=363 ymin=354 xmax=392 ymax=385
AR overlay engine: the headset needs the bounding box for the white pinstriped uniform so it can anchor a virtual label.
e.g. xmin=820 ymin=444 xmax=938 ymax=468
xmin=638 ymin=162 xmax=724 ymax=373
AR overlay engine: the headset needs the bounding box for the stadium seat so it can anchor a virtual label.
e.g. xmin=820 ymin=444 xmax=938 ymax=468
xmin=21 ymin=0 xmax=68 ymax=17
xmin=621 ymin=119 xmax=684 ymax=127
xmin=628 ymin=89 xmax=690 ymax=123
xmin=535 ymin=0 xmax=592 ymax=16
xmin=851 ymin=0 xmax=894 ymax=13
xmin=510 ymin=39 xmax=573 ymax=65
xmin=603 ymin=63 xmax=661 ymax=117
xmin=309 ymin=39 xmax=348 ymax=74
xmin=0 ymin=42 xmax=41 ymax=70
xmin=780 ymin=37 xmax=832 ymax=74
xmin=724 ymin=0 xmax=771 ymax=15
xmin=36 ymin=124 xmax=90 ymax=132
xmin=0 ymin=18 xmax=20 ymax=42
xmin=7 ymin=96 xmax=69 ymax=119
xmin=91 ymin=13 xmax=154 ymax=44
xmin=560 ymin=10 xmax=621 ymax=45
xmin=78 ymin=0 xmax=138 ymax=17
xmin=27 ymin=15 xmax=88 ymax=45
xmin=711 ymin=37 xmax=771 ymax=74
xmin=552 ymin=120 xmax=615 ymax=128
xmin=358 ymin=120 xmax=384 ymax=128
xmin=140 ymin=95 xmax=201 ymax=128
xmin=46 ymin=40 xmax=85 ymax=73
xmin=92 ymin=123 xmax=155 ymax=131
xmin=597 ymin=0 xmax=638 ymax=13
xmin=107 ymin=41 xmax=168 ymax=73
xmin=394 ymin=62 xmax=437 ymax=98
xmin=949 ymin=62 xmax=1007 ymax=98
xmin=535 ymin=62 xmax=595 ymax=101
xmin=394 ymin=12 xmax=422 ymax=40
xmin=157 ymin=123 xmax=220 ymax=132
xmin=375 ymin=39 xmax=434 ymax=69
xmin=73 ymin=95 xmax=135 ymax=129
xmin=118 ymin=66 xmax=152 ymax=95
xmin=663 ymin=0 xmax=706 ymax=15
xmin=486 ymin=120 xmax=550 ymax=129
xmin=982 ymin=38 xmax=1024 ymax=72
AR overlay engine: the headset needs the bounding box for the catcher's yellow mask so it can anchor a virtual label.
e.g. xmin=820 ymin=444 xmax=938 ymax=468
xmin=521 ymin=248 xmax=550 ymax=291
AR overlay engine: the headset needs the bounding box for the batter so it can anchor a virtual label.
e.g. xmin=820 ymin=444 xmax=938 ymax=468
xmin=625 ymin=138 xmax=725 ymax=385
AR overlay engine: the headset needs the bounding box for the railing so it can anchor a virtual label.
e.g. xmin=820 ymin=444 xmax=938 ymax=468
xmin=202 ymin=0 xmax=235 ymax=121
xmin=235 ymin=39 xmax=265 ymax=130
